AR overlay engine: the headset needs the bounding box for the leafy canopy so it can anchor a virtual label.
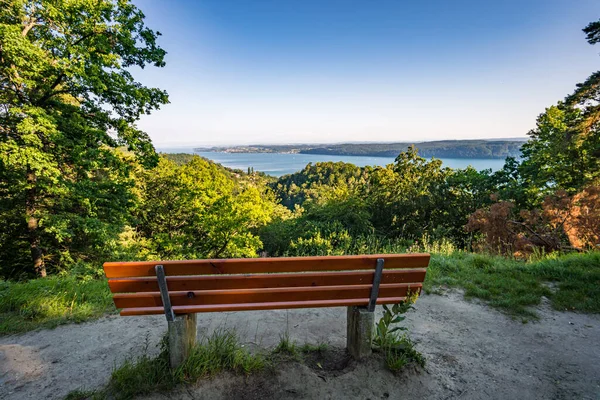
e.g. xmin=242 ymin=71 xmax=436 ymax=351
xmin=135 ymin=156 xmax=278 ymax=259
xmin=0 ymin=0 xmax=168 ymax=277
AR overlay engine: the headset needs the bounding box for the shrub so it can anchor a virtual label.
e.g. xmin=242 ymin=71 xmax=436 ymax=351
xmin=372 ymin=292 xmax=425 ymax=371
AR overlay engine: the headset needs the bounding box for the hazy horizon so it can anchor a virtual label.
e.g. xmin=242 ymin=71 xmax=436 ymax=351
xmin=133 ymin=0 xmax=600 ymax=146
xmin=156 ymin=137 xmax=528 ymax=149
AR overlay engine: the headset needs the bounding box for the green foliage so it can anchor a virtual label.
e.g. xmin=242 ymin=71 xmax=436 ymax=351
xmin=299 ymin=342 xmax=328 ymax=354
xmin=519 ymin=104 xmax=599 ymax=200
xmin=271 ymin=161 xmax=371 ymax=210
xmin=443 ymin=167 xmax=496 ymax=243
xmin=109 ymin=337 xmax=174 ymax=399
xmin=0 ymin=0 xmax=168 ymax=278
xmin=425 ymin=251 xmax=600 ymax=318
xmin=134 ymin=155 xmax=278 ymax=259
xmin=383 ymin=335 xmax=426 ymax=372
xmin=272 ymin=332 xmax=301 ymax=360
xmin=407 ymin=234 xmax=457 ymax=255
xmin=288 ymin=229 xmax=353 ymax=256
xmin=583 ymin=20 xmax=600 ymax=44
xmin=267 ymin=146 xmax=493 ymax=254
xmin=502 ymin=22 xmax=600 ymax=206
xmin=106 ymin=329 xmax=265 ymax=399
xmin=370 ymin=146 xmax=453 ymax=239
xmin=177 ymin=328 xmax=266 ymax=379
xmin=372 ymin=293 xmax=426 ymax=371
xmin=0 ymin=274 xmax=114 ymax=334
xmin=260 ymin=195 xmax=373 ymax=256
xmin=160 ymin=153 xmax=199 ymax=165
xmin=373 ymin=302 xmax=413 ymax=349
xmin=488 ymin=157 xmax=529 ymax=207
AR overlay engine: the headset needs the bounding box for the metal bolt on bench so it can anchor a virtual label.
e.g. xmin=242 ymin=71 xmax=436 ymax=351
xmin=104 ymin=254 xmax=430 ymax=368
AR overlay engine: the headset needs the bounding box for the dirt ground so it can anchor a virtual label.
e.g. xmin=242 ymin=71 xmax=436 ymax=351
xmin=1 ymin=291 xmax=599 ymax=400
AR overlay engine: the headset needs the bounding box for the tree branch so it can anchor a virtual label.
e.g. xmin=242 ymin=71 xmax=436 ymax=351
xmin=35 ymin=73 xmax=66 ymax=105
xmin=21 ymin=11 xmax=41 ymax=37
xmin=508 ymin=219 xmax=553 ymax=247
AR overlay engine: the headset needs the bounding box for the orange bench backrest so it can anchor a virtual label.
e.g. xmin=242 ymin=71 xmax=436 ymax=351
xmin=103 ymin=254 xmax=430 ymax=316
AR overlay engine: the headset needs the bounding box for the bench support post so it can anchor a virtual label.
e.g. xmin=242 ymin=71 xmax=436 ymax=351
xmin=155 ymin=265 xmax=197 ymax=369
xmin=347 ymin=258 xmax=384 ymax=359
xmin=168 ymin=313 xmax=197 ymax=369
xmin=347 ymin=306 xmax=374 ymax=359
xmin=368 ymin=258 xmax=384 ymax=312
xmin=155 ymin=265 xmax=175 ymax=322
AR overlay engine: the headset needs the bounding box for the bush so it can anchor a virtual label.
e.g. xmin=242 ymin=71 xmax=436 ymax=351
xmin=372 ymin=293 xmax=426 ymax=371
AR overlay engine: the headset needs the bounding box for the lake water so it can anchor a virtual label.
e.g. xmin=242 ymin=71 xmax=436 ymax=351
xmin=158 ymin=147 xmax=507 ymax=177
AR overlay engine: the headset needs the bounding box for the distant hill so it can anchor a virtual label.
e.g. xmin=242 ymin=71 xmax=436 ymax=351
xmin=195 ymin=139 xmax=526 ymax=159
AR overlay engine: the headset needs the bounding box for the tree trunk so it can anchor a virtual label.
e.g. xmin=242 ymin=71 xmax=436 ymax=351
xmin=26 ymin=170 xmax=46 ymax=278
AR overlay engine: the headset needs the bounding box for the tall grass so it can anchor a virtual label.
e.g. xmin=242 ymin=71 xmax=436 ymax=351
xmin=66 ymin=329 xmax=265 ymax=399
xmin=107 ymin=329 xmax=265 ymax=399
xmin=0 ymin=275 xmax=114 ymax=334
xmin=424 ymin=252 xmax=551 ymax=318
xmin=425 ymin=251 xmax=600 ymax=318
xmin=527 ymin=252 xmax=600 ymax=312
xmin=272 ymin=332 xmax=301 ymax=360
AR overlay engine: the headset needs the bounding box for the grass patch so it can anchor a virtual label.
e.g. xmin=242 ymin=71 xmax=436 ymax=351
xmin=0 ymin=275 xmax=114 ymax=335
xmin=108 ymin=336 xmax=174 ymax=398
xmin=178 ymin=329 xmax=266 ymax=377
xmin=300 ymin=342 xmax=328 ymax=354
xmin=424 ymin=251 xmax=600 ymax=318
xmin=528 ymin=252 xmax=600 ymax=312
xmin=382 ymin=335 xmax=426 ymax=371
xmin=272 ymin=332 xmax=300 ymax=360
xmin=105 ymin=329 xmax=265 ymax=399
xmin=372 ymin=295 xmax=426 ymax=372
xmin=272 ymin=334 xmax=330 ymax=363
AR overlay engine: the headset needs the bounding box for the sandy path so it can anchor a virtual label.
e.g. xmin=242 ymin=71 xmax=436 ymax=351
xmin=1 ymin=292 xmax=599 ymax=400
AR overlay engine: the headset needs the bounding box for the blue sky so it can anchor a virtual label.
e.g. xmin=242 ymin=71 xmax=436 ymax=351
xmin=131 ymin=0 xmax=600 ymax=146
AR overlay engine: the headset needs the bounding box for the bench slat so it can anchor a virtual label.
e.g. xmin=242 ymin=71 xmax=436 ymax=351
xmin=103 ymin=254 xmax=430 ymax=278
xmin=119 ymin=296 xmax=409 ymax=316
xmin=107 ymin=269 xmax=427 ymax=293
xmin=112 ymin=283 xmax=421 ymax=308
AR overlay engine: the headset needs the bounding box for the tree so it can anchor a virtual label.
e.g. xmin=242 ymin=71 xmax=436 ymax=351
xmin=517 ymin=19 xmax=600 ymax=201
xmin=0 ymin=0 xmax=168 ymax=277
xmin=583 ymin=19 xmax=600 ymax=44
xmin=443 ymin=166 xmax=495 ymax=244
xmin=271 ymin=161 xmax=371 ymax=210
xmin=518 ymin=105 xmax=593 ymax=196
xmin=369 ymin=146 xmax=451 ymax=239
xmin=136 ymin=156 xmax=277 ymax=259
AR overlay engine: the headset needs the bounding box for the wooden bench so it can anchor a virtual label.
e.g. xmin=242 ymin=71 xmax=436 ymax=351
xmin=103 ymin=253 xmax=430 ymax=367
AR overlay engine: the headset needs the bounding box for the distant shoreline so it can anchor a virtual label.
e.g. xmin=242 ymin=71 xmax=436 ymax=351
xmin=193 ymin=139 xmax=524 ymax=159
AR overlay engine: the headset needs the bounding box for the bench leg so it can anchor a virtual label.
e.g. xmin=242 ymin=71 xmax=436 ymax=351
xmin=346 ymin=306 xmax=374 ymax=359
xmin=168 ymin=313 xmax=197 ymax=369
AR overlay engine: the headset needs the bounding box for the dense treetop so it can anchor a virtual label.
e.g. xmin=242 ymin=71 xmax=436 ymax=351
xmin=0 ymin=0 xmax=168 ymax=277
